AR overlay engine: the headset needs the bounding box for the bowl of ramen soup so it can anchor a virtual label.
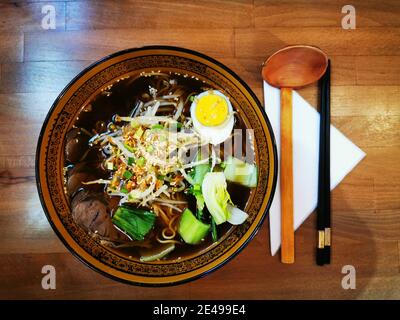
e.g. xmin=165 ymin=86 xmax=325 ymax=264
xmin=36 ymin=46 xmax=277 ymax=286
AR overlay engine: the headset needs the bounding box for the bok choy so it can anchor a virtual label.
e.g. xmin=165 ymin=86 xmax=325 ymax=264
xmin=201 ymin=172 xmax=232 ymax=225
xmin=188 ymin=162 xmax=210 ymax=217
xmin=223 ymin=156 xmax=258 ymax=188
xmin=112 ymin=206 xmax=156 ymax=240
xmin=178 ymin=208 xmax=210 ymax=244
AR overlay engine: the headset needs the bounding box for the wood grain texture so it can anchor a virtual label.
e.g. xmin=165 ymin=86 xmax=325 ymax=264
xmin=0 ymin=172 xmax=66 ymax=255
xmin=332 ymin=115 xmax=400 ymax=148
xmin=0 ymin=1 xmax=65 ymax=32
xmin=0 ymin=93 xmax=57 ymax=155
xmin=0 ymin=0 xmax=399 ymax=299
xmin=24 ymin=29 xmax=235 ymax=61
xmin=0 ymin=33 xmax=24 ymax=63
xmin=280 ymin=88 xmax=295 ymax=264
xmin=298 ymin=85 xmax=400 ymax=116
xmin=235 ymin=27 xmax=400 ymax=57
xmin=330 ymin=86 xmax=400 ymax=115
xmin=66 ymin=0 xmax=254 ymax=30
xmin=0 ymin=61 xmax=93 ymax=93
xmin=356 ymin=56 xmax=400 ymax=85
xmin=254 ymin=0 xmax=400 ymax=27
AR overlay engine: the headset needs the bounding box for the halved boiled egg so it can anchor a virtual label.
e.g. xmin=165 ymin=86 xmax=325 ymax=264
xmin=190 ymin=90 xmax=234 ymax=145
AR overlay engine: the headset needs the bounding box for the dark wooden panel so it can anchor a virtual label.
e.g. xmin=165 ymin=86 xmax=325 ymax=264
xmin=331 ymin=146 xmax=400 ymax=213
xmin=330 ymin=56 xmax=357 ymax=85
xmin=0 ymin=176 xmax=66 ymax=255
xmin=331 ymin=174 xmax=375 ymax=211
xmin=0 ymin=61 xmax=92 ymax=93
xmin=1 ymin=221 xmax=398 ymax=299
xmin=336 ymin=146 xmax=400 ymax=212
xmin=334 ymin=209 xmax=400 ymax=241
xmin=4 ymin=0 xmax=72 ymax=2
xmin=332 ymin=115 xmax=400 ymax=148
xmin=0 ymin=1 xmax=65 ymax=32
xmin=356 ymin=56 xmax=400 ymax=85
xmin=0 ymin=93 xmax=58 ymax=156
xmin=254 ymin=0 xmax=400 ymax=27
xmin=187 ymin=221 xmax=400 ymax=299
xmin=374 ymin=178 xmax=400 ymax=211
xmin=0 ymin=33 xmax=24 ymax=63
xmin=235 ymin=28 xmax=400 ymax=58
xmin=24 ymin=29 xmax=235 ymax=61
xmin=66 ymin=0 xmax=253 ymax=30
xmin=298 ymin=85 xmax=400 ymax=116
xmin=0 ymin=252 xmax=191 ymax=299
xmin=331 ymin=86 xmax=400 ymax=116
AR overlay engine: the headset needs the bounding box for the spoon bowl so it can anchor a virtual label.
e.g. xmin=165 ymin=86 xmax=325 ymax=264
xmin=262 ymin=45 xmax=328 ymax=89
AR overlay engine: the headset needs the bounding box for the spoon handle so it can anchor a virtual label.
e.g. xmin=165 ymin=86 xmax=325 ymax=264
xmin=280 ymin=87 xmax=295 ymax=264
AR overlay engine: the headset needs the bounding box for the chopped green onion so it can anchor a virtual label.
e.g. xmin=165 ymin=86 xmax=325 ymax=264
xmin=128 ymin=157 xmax=135 ymax=165
xmin=124 ymin=143 xmax=135 ymax=153
xmin=120 ymin=186 xmax=129 ymax=194
xmin=193 ymin=184 xmax=201 ymax=191
xmin=134 ymin=126 xmax=144 ymax=139
xmin=157 ymin=175 xmax=165 ymax=180
xmin=136 ymin=157 xmax=145 ymax=167
xmin=151 ymin=124 xmax=164 ymax=130
xmin=211 ymin=217 xmax=218 ymax=242
xmin=123 ymin=170 xmax=133 ymax=180
xmin=146 ymin=145 xmax=154 ymax=153
xmin=189 ymin=95 xmax=195 ymax=102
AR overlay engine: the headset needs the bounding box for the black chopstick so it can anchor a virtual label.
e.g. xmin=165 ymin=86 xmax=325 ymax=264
xmin=323 ymin=60 xmax=331 ymax=264
xmin=316 ymin=60 xmax=331 ymax=266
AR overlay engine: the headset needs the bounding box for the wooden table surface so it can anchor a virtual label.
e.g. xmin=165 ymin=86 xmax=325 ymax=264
xmin=0 ymin=0 xmax=399 ymax=300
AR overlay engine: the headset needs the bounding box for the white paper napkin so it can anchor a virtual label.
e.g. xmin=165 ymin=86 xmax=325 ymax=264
xmin=263 ymin=82 xmax=366 ymax=256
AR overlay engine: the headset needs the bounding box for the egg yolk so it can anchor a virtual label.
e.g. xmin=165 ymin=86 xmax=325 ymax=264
xmin=195 ymin=94 xmax=228 ymax=126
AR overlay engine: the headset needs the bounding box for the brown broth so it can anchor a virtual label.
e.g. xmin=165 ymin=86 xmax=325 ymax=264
xmin=65 ymin=73 xmax=253 ymax=262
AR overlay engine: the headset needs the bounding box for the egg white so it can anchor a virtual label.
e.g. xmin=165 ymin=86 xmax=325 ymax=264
xmin=190 ymin=90 xmax=234 ymax=145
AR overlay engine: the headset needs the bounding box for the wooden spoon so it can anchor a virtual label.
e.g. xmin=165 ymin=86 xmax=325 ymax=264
xmin=262 ymin=45 xmax=328 ymax=264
